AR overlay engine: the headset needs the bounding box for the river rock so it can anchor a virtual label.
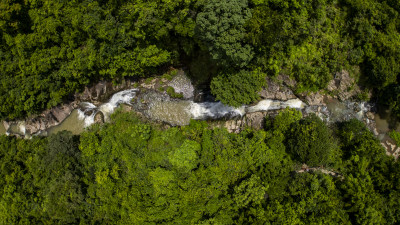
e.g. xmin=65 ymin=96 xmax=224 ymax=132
xmin=94 ymin=112 xmax=104 ymax=124
xmin=327 ymin=70 xmax=363 ymax=101
xmin=140 ymin=78 xmax=158 ymax=89
xmin=24 ymin=119 xmax=44 ymax=135
xmin=366 ymin=112 xmax=375 ymax=120
xmin=77 ymin=79 xmax=134 ymax=103
xmin=2 ymin=121 xmax=10 ymax=131
xmin=373 ymin=128 xmax=379 ymax=136
xmin=167 ymin=70 xmax=194 ymax=99
xmin=305 ymin=92 xmax=325 ymax=105
xmin=244 ymin=112 xmax=268 ymax=130
xmin=22 ymin=102 xmax=77 ymax=135
xmin=78 ymin=81 xmax=111 ymax=103
xmin=327 ymin=79 xmax=338 ymax=92
xmin=259 ymin=77 xmax=296 ymax=101
xmin=393 ymin=147 xmax=400 ymax=160
xmin=224 ymin=111 xmax=281 ymax=133
xmin=50 ymin=104 xmax=74 ymax=123
xmin=93 ymin=81 xmax=110 ymax=101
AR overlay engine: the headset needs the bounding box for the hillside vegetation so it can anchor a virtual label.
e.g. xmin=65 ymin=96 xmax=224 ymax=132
xmin=1 ymin=0 xmax=399 ymax=119
xmin=1 ymin=110 xmax=399 ymax=224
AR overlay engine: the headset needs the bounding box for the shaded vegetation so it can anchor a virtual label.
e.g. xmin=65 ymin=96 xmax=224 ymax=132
xmin=0 ymin=109 xmax=399 ymax=224
xmin=210 ymin=70 xmax=265 ymax=107
xmin=1 ymin=0 xmax=400 ymax=117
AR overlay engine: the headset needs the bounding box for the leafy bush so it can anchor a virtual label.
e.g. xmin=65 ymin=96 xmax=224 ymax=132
xmin=0 ymin=111 xmax=399 ymax=224
xmin=389 ymin=130 xmax=400 ymax=146
xmin=286 ymin=114 xmax=335 ymax=166
xmin=380 ymin=84 xmax=400 ymax=120
xmin=166 ymin=86 xmax=184 ymax=99
xmin=210 ymin=70 xmax=265 ymax=107
xmin=196 ymin=0 xmax=253 ymax=67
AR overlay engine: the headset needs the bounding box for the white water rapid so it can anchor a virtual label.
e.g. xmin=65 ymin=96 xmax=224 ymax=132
xmin=189 ymin=102 xmax=246 ymax=120
xmin=146 ymin=95 xmax=306 ymax=126
xmin=246 ymin=99 xmax=306 ymax=113
xmin=78 ymin=89 xmax=139 ymax=127
xmin=77 ymin=88 xmax=307 ymax=127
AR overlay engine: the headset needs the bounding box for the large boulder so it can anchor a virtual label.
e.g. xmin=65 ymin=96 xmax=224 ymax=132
xmin=23 ymin=102 xmax=77 ymax=135
xmin=2 ymin=121 xmax=10 ymax=131
xmin=244 ymin=112 xmax=268 ymax=130
xmin=305 ymin=92 xmax=325 ymax=106
xmin=77 ymin=79 xmax=134 ymax=103
xmin=259 ymin=77 xmax=296 ymax=101
xmin=326 ymin=70 xmax=367 ymax=101
xmin=50 ymin=104 xmax=74 ymax=123
xmin=278 ymin=74 xmax=297 ymax=88
xmin=167 ymin=70 xmax=195 ymax=99
xmin=94 ymin=112 xmax=105 ymax=124
xmin=224 ymin=111 xmax=282 ymax=133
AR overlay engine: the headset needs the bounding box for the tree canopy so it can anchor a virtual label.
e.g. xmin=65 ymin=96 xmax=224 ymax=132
xmin=0 ymin=110 xmax=399 ymax=224
xmin=0 ymin=0 xmax=400 ymax=116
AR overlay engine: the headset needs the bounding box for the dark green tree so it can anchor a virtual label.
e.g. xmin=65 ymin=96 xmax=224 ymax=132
xmin=286 ymin=114 xmax=336 ymax=166
xmin=210 ymin=70 xmax=265 ymax=107
xmin=196 ymin=0 xmax=253 ymax=67
xmin=38 ymin=131 xmax=84 ymax=224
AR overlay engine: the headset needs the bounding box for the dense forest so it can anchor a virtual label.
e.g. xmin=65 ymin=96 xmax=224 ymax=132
xmin=1 ymin=0 xmax=400 ymax=118
xmin=0 ymin=110 xmax=399 ymax=224
xmin=1 ymin=0 xmax=400 ymax=224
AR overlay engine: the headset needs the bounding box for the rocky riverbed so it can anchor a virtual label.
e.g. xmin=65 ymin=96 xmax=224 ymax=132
xmin=1 ymin=69 xmax=399 ymax=159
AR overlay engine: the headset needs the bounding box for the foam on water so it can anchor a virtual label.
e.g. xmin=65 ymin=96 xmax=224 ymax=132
xmin=8 ymin=121 xmax=26 ymax=136
xmin=247 ymin=98 xmax=305 ymax=113
xmin=77 ymin=109 xmax=96 ymax=127
xmin=145 ymin=97 xmax=305 ymax=126
xmin=189 ymin=102 xmax=245 ymax=120
xmin=283 ymin=99 xmax=306 ymax=109
xmin=78 ymin=89 xmax=139 ymax=127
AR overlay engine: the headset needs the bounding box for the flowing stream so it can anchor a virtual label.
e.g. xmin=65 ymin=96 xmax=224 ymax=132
xmin=48 ymin=89 xmax=139 ymax=134
xmin=44 ymin=89 xmax=308 ymax=131
xmin=373 ymin=108 xmax=400 ymax=142
xmin=0 ymin=87 xmax=391 ymax=142
xmin=47 ymin=110 xmax=86 ymax=135
xmin=324 ymin=98 xmax=371 ymax=123
xmin=144 ymin=93 xmax=307 ymax=126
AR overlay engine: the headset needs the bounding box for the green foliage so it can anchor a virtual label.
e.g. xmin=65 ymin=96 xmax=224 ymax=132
xmin=0 ymin=111 xmax=399 ymax=224
xmin=2 ymin=0 xmax=400 ymax=223
xmin=168 ymin=140 xmax=199 ymax=172
xmin=247 ymin=0 xmax=347 ymax=91
xmin=211 ymin=70 xmax=265 ymax=107
xmin=286 ymin=114 xmax=336 ymax=166
xmin=271 ymin=108 xmax=303 ymax=134
xmin=341 ymin=0 xmax=400 ymax=89
xmin=40 ymin=131 xmax=84 ymax=223
xmin=0 ymin=0 xmax=198 ymax=119
xmin=265 ymin=173 xmax=350 ymax=224
xmin=389 ymin=130 xmax=400 ymax=146
xmin=166 ymin=86 xmax=184 ymax=99
xmin=1 ymin=0 xmax=400 ymax=120
xmin=247 ymin=0 xmax=400 ymax=93
xmin=1 ymin=0 xmax=400 ymax=119
xmin=380 ymin=84 xmax=400 ymax=120
xmin=196 ymin=0 xmax=253 ymax=67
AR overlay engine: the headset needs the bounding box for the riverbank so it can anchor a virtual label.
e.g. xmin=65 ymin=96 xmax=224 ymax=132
xmin=1 ymin=69 xmax=399 ymax=159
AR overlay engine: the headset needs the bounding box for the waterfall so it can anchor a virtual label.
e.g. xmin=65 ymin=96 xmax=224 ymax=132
xmin=145 ymin=97 xmax=305 ymax=126
xmin=247 ymin=99 xmax=306 ymax=113
xmin=189 ymin=102 xmax=246 ymax=120
xmin=3 ymin=85 xmax=380 ymax=138
xmin=52 ymin=87 xmax=308 ymax=130
xmin=77 ymin=89 xmax=139 ymax=127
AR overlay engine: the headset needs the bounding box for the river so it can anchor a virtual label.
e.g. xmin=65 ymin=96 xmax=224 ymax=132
xmin=0 ymin=87 xmax=397 ymax=155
